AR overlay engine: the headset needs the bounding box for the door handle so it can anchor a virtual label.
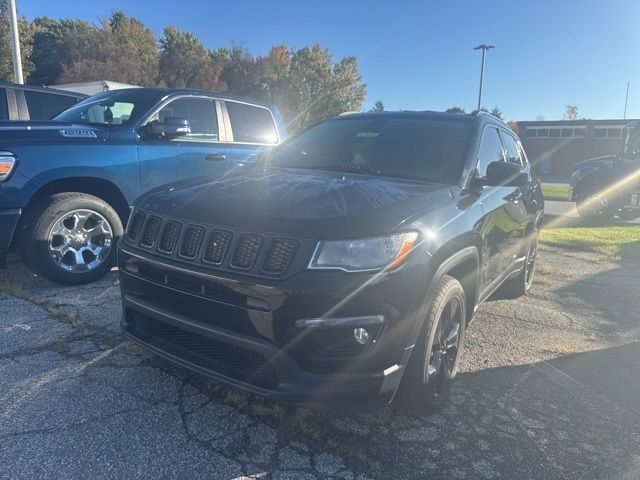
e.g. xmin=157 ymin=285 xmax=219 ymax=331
xmin=205 ymin=154 xmax=227 ymax=161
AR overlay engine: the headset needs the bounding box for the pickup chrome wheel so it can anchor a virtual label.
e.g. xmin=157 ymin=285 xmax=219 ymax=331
xmin=397 ymin=275 xmax=466 ymax=416
xmin=48 ymin=209 xmax=113 ymax=272
xmin=19 ymin=193 xmax=123 ymax=285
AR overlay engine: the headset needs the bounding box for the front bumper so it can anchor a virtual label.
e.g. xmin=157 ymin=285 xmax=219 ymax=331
xmin=119 ymin=245 xmax=430 ymax=406
xmin=0 ymin=208 xmax=21 ymax=266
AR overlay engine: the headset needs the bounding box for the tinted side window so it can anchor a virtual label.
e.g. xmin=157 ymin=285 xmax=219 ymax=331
xmin=477 ymin=127 xmax=505 ymax=177
xmin=24 ymin=91 xmax=78 ymax=120
xmin=0 ymin=88 xmax=7 ymax=120
xmin=157 ymin=97 xmax=219 ymax=141
xmin=500 ymin=131 xmax=523 ymax=165
xmin=226 ymin=101 xmax=277 ymax=144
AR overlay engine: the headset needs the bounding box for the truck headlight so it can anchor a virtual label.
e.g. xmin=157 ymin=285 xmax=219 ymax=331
xmin=308 ymin=232 xmax=419 ymax=272
xmin=0 ymin=153 xmax=16 ymax=181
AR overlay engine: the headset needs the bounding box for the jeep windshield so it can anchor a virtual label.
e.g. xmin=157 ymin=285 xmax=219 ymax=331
xmin=54 ymin=89 xmax=161 ymax=127
xmin=268 ymin=115 xmax=470 ymax=184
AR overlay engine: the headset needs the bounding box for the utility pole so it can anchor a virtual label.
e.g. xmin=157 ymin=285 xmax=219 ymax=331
xmin=474 ymin=44 xmax=494 ymax=112
xmin=623 ymin=81 xmax=630 ymax=120
xmin=7 ymin=0 xmax=23 ymax=84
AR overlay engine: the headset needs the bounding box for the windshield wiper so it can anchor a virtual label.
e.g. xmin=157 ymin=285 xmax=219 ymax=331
xmin=300 ymin=164 xmax=384 ymax=176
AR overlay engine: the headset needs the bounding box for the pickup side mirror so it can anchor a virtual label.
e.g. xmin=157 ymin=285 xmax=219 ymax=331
xmin=485 ymin=161 xmax=528 ymax=187
xmin=143 ymin=117 xmax=191 ymax=139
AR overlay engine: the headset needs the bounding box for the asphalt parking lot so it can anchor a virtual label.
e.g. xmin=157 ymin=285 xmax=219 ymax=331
xmin=1 ymin=245 xmax=639 ymax=480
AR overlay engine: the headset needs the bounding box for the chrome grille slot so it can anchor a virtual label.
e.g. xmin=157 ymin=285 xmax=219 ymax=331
xmin=139 ymin=216 xmax=161 ymax=248
xmin=263 ymin=238 xmax=298 ymax=274
xmin=179 ymin=225 xmax=205 ymax=259
xmin=158 ymin=220 xmax=181 ymax=253
xmin=127 ymin=212 xmax=145 ymax=241
xmin=203 ymin=230 xmax=232 ymax=265
xmin=230 ymin=234 xmax=263 ymax=269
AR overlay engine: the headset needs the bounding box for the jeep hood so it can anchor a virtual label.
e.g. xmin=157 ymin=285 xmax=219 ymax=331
xmin=0 ymin=121 xmax=109 ymax=144
xmin=573 ymin=154 xmax=616 ymax=170
xmin=138 ymin=168 xmax=454 ymax=238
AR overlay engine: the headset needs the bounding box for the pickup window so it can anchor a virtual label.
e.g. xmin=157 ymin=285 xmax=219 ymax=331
xmin=156 ymin=97 xmax=219 ymax=142
xmin=226 ymin=101 xmax=278 ymax=144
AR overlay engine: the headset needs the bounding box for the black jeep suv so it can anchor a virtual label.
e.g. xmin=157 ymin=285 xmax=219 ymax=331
xmin=118 ymin=111 xmax=544 ymax=414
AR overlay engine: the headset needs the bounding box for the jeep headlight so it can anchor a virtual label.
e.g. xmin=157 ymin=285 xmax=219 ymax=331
xmin=0 ymin=152 xmax=16 ymax=181
xmin=308 ymin=232 xmax=419 ymax=272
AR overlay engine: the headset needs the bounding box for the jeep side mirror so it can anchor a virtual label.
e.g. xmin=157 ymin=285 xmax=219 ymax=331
xmin=143 ymin=117 xmax=191 ymax=139
xmin=485 ymin=161 xmax=528 ymax=187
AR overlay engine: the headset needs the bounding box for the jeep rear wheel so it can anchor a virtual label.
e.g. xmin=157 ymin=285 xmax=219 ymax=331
xmin=19 ymin=193 xmax=123 ymax=285
xmin=396 ymin=275 xmax=466 ymax=416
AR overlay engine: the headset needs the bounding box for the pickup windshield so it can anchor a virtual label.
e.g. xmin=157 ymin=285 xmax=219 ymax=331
xmin=54 ymin=89 xmax=160 ymax=126
xmin=268 ymin=115 xmax=470 ymax=184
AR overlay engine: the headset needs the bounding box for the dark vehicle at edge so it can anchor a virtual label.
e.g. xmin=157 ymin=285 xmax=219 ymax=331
xmin=0 ymin=82 xmax=86 ymax=121
xmin=119 ymin=111 xmax=544 ymax=413
xmin=569 ymin=120 xmax=640 ymax=219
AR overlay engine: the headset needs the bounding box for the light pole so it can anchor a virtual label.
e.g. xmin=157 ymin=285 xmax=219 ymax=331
xmin=474 ymin=44 xmax=494 ymax=112
xmin=7 ymin=0 xmax=23 ymax=84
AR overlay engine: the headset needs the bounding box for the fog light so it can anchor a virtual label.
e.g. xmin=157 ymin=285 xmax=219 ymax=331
xmin=353 ymin=328 xmax=370 ymax=345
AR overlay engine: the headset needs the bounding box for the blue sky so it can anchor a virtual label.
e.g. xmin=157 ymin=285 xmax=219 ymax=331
xmin=19 ymin=0 xmax=640 ymax=121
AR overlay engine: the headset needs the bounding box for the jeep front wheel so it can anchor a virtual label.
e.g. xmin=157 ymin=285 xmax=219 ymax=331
xmin=397 ymin=275 xmax=466 ymax=416
xmin=575 ymin=184 xmax=614 ymax=219
xmin=20 ymin=193 xmax=123 ymax=285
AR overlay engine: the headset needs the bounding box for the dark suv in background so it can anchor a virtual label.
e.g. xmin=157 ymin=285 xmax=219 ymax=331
xmin=0 ymin=88 xmax=286 ymax=284
xmin=0 ymin=82 xmax=86 ymax=121
xmin=119 ymin=111 xmax=544 ymax=414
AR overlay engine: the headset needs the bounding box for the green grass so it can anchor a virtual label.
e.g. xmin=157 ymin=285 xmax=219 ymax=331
xmin=540 ymin=215 xmax=640 ymax=259
xmin=541 ymin=183 xmax=570 ymax=201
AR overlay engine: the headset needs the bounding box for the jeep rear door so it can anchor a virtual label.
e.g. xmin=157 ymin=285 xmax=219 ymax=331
xmin=137 ymin=96 xmax=231 ymax=193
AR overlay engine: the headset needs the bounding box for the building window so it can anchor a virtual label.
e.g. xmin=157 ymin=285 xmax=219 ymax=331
xmin=526 ymin=128 xmax=537 ymax=137
xmin=549 ymin=128 xmax=561 ymax=138
xmin=537 ymin=128 xmax=549 ymax=138
xmin=607 ymin=128 xmax=622 ymax=139
xmin=593 ymin=128 xmax=607 ymax=138
xmin=573 ymin=128 xmax=586 ymax=138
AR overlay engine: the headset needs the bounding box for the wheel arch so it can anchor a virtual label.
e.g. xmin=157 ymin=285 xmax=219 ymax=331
xmin=22 ymin=177 xmax=131 ymax=223
xmin=572 ymin=171 xmax=616 ymax=201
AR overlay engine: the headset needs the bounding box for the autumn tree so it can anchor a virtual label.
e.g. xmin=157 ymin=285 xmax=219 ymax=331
xmin=369 ymin=100 xmax=384 ymax=112
xmin=158 ymin=26 xmax=216 ymax=90
xmin=507 ymin=120 xmax=520 ymax=136
xmin=0 ymin=0 xmax=34 ymax=82
xmin=490 ymin=106 xmax=503 ymax=120
xmin=564 ymin=105 xmax=579 ymax=120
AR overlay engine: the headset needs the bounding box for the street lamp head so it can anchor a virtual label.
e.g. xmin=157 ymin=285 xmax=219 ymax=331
xmin=474 ymin=44 xmax=495 ymax=51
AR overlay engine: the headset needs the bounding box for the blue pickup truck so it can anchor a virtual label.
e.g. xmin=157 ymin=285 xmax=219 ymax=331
xmin=0 ymin=88 xmax=286 ymax=284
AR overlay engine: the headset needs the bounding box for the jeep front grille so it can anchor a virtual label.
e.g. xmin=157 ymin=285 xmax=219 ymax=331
xmin=139 ymin=216 xmax=161 ymax=247
xmin=127 ymin=212 xmax=145 ymax=241
xmin=179 ymin=225 xmax=205 ymax=259
xmin=125 ymin=213 xmax=299 ymax=276
xmin=158 ymin=221 xmax=181 ymax=253
xmin=263 ymin=238 xmax=298 ymax=274
xmin=203 ymin=230 xmax=232 ymax=265
xmin=230 ymin=234 xmax=263 ymax=269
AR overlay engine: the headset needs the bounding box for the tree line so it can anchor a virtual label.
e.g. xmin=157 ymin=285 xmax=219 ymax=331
xmin=0 ymin=7 xmax=365 ymax=134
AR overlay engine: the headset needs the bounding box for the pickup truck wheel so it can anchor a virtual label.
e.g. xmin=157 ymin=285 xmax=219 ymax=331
xmin=575 ymin=185 xmax=614 ymax=219
xmin=396 ymin=275 xmax=466 ymax=416
xmin=19 ymin=193 xmax=123 ymax=285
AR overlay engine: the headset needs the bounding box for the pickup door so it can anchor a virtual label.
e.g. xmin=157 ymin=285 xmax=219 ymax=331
xmin=137 ymin=96 xmax=231 ymax=192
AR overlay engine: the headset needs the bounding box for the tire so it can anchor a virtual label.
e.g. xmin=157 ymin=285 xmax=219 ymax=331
xmin=497 ymin=231 xmax=538 ymax=300
xmin=396 ymin=275 xmax=466 ymax=416
xmin=575 ymin=183 xmax=614 ymax=219
xmin=19 ymin=192 xmax=123 ymax=285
